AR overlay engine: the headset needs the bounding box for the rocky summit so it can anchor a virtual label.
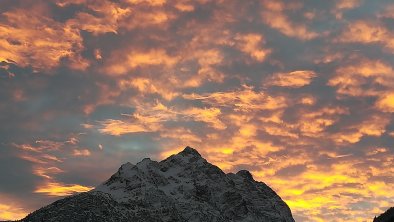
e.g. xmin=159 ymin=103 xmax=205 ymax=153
xmin=22 ymin=146 xmax=295 ymax=222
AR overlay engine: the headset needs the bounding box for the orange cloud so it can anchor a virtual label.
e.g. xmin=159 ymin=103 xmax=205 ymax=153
xmin=33 ymin=167 xmax=64 ymax=179
xmin=97 ymin=118 xmax=159 ymax=136
xmin=235 ymin=33 xmax=271 ymax=62
xmin=105 ymin=49 xmax=178 ymax=75
xmin=160 ymin=127 xmax=202 ymax=143
xmin=119 ymin=6 xmax=172 ymax=31
xmin=332 ymin=114 xmax=388 ymax=144
xmin=119 ymin=77 xmax=179 ymax=100
xmin=57 ymin=0 xmax=169 ymax=33
xmin=332 ymin=0 xmax=362 ymax=19
xmin=0 ymin=201 xmax=27 ymax=221
xmin=296 ymin=106 xmax=348 ymax=137
xmin=261 ymin=1 xmax=318 ymax=40
xmin=0 ymin=8 xmax=87 ymax=70
xmin=264 ymin=156 xmax=394 ymax=222
xmin=328 ymin=59 xmax=393 ymax=97
xmin=266 ymin=70 xmax=317 ymax=88
xmin=336 ymin=21 xmax=394 ymax=51
xmin=127 ymin=0 xmax=166 ymax=6
xmin=96 ymin=101 xmax=226 ymax=135
xmin=300 ymin=96 xmax=316 ymax=105
xmin=35 ymin=182 xmax=93 ymax=196
xmin=376 ymin=92 xmax=394 ymax=112
xmin=183 ymin=85 xmax=287 ymax=112
xmin=261 ymin=123 xmax=299 ymax=139
xmin=12 ymin=136 xmax=95 ymax=207
xmin=175 ymin=2 xmax=195 ymax=12
xmin=335 ymin=0 xmax=362 ymax=10
xmin=67 ymin=1 xmax=131 ymax=35
xmin=183 ymin=107 xmax=226 ymax=129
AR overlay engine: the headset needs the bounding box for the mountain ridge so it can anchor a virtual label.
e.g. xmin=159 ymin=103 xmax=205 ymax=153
xmin=374 ymin=207 xmax=394 ymax=222
xmin=21 ymin=146 xmax=295 ymax=222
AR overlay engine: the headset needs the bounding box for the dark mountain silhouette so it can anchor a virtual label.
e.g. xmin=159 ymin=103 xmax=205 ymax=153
xmin=21 ymin=146 xmax=294 ymax=222
xmin=374 ymin=207 xmax=394 ymax=222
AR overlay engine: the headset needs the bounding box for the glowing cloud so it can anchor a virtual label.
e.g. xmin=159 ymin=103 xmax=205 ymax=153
xmin=337 ymin=21 xmax=394 ymax=51
xmin=35 ymin=182 xmax=93 ymax=196
xmin=261 ymin=1 xmax=318 ymax=40
xmin=235 ymin=33 xmax=271 ymax=62
xmin=0 ymin=8 xmax=87 ymax=70
xmin=97 ymin=119 xmax=159 ymax=136
xmin=0 ymin=203 xmax=27 ymax=221
xmin=328 ymin=59 xmax=393 ymax=97
xmin=266 ymin=70 xmax=317 ymax=88
xmin=105 ymin=49 xmax=178 ymax=75
xmin=183 ymin=86 xmax=287 ymax=112
xmin=376 ymin=93 xmax=394 ymax=112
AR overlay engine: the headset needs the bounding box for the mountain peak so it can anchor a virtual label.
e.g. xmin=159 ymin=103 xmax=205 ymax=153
xmin=236 ymin=169 xmax=254 ymax=181
xmin=179 ymin=146 xmax=201 ymax=157
xmin=22 ymin=146 xmax=295 ymax=222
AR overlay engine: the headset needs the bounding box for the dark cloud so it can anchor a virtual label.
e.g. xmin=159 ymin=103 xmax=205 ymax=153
xmin=275 ymin=164 xmax=307 ymax=177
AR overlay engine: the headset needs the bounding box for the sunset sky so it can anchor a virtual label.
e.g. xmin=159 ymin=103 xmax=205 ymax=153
xmin=0 ymin=0 xmax=393 ymax=221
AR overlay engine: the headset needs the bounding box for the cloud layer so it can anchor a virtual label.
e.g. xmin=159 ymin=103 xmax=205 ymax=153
xmin=0 ymin=0 xmax=393 ymax=221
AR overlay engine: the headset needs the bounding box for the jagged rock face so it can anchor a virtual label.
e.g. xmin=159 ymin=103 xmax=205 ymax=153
xmin=22 ymin=147 xmax=295 ymax=222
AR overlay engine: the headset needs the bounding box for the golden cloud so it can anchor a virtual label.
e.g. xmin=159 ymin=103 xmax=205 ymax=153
xmin=183 ymin=85 xmax=287 ymax=112
xmin=119 ymin=77 xmax=179 ymax=101
xmin=332 ymin=0 xmax=362 ymax=19
xmin=105 ymin=49 xmax=179 ymax=75
xmin=127 ymin=0 xmax=167 ymax=6
xmin=160 ymin=127 xmax=202 ymax=143
xmin=328 ymin=59 xmax=394 ymax=97
xmin=336 ymin=21 xmax=394 ymax=51
xmin=97 ymin=118 xmax=160 ymax=136
xmin=376 ymin=92 xmax=394 ymax=112
xmin=67 ymin=1 xmax=131 ymax=35
xmin=33 ymin=167 xmax=64 ymax=179
xmin=261 ymin=0 xmax=317 ymax=40
xmin=335 ymin=0 xmax=362 ymax=10
xmin=0 ymin=8 xmax=87 ymax=70
xmin=0 ymin=201 xmax=27 ymax=221
xmin=175 ymin=2 xmax=195 ymax=12
xmin=260 ymin=106 xmax=348 ymax=139
xmin=96 ymin=101 xmax=226 ymax=136
xmin=331 ymin=114 xmax=388 ymax=144
xmin=34 ymin=182 xmax=93 ymax=196
xmin=235 ymin=33 xmax=271 ymax=62
xmin=266 ymin=70 xmax=317 ymax=88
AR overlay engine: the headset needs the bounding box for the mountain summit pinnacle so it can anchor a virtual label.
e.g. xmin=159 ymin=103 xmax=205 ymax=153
xmin=180 ymin=146 xmax=201 ymax=156
xmin=21 ymin=146 xmax=295 ymax=222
